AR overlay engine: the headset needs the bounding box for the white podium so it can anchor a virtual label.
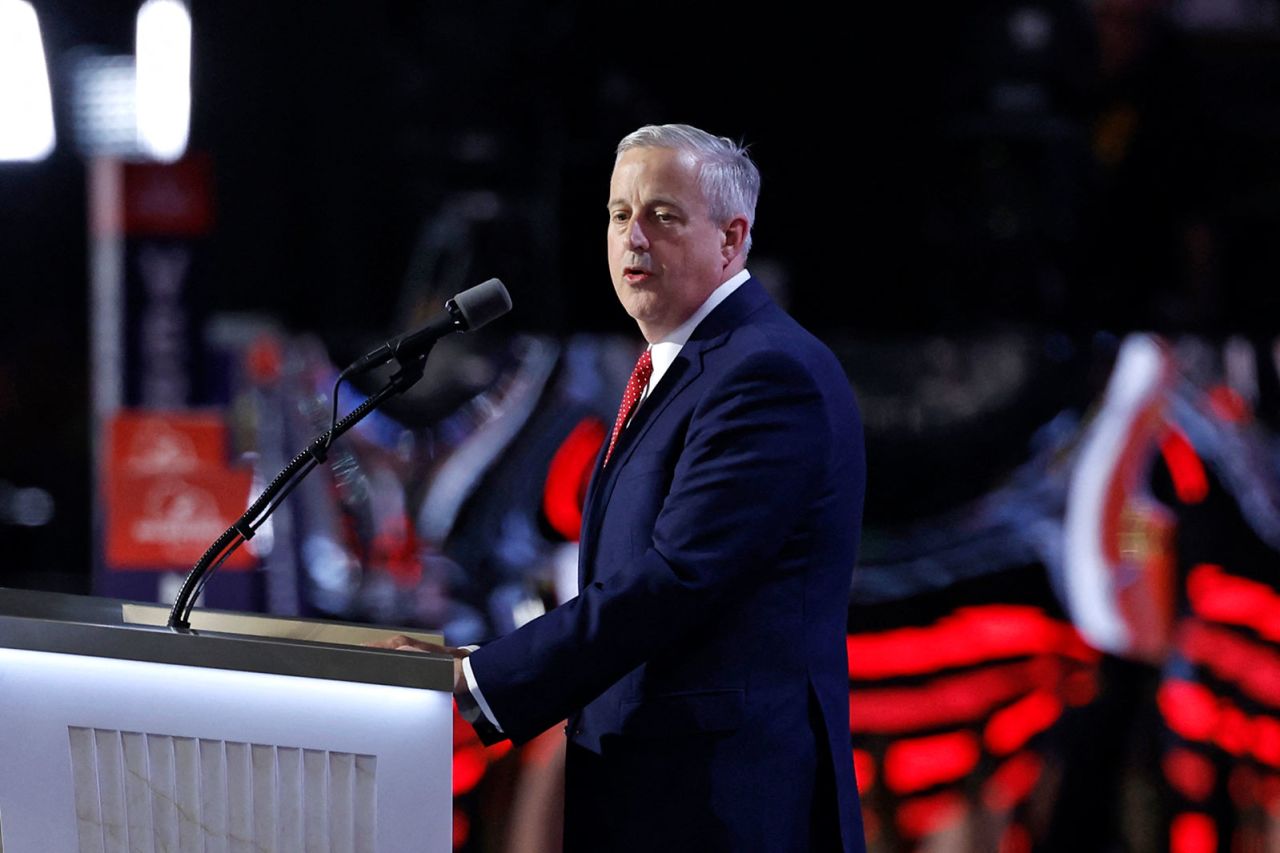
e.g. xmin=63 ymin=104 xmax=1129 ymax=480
xmin=0 ymin=589 xmax=454 ymax=853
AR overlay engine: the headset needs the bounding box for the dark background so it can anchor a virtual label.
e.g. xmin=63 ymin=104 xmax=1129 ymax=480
xmin=4 ymin=0 xmax=1280 ymax=589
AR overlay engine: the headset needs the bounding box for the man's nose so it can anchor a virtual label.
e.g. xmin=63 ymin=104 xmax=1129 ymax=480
xmin=628 ymin=219 xmax=649 ymax=250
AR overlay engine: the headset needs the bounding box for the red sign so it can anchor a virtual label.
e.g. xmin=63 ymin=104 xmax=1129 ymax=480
xmin=122 ymin=153 xmax=215 ymax=237
xmin=103 ymin=411 xmax=255 ymax=571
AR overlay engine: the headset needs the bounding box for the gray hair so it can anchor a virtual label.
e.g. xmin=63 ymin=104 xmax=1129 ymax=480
xmin=616 ymin=123 xmax=759 ymax=256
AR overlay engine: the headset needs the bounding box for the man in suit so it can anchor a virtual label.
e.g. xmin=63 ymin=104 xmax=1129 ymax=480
xmin=381 ymin=124 xmax=866 ymax=852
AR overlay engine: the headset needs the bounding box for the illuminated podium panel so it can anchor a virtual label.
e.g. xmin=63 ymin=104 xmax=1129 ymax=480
xmin=0 ymin=589 xmax=454 ymax=853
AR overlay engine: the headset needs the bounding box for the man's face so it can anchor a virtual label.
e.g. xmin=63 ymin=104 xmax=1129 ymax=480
xmin=607 ymin=146 xmax=729 ymax=342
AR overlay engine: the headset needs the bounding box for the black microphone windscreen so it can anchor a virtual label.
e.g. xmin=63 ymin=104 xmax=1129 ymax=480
xmin=453 ymin=278 xmax=512 ymax=331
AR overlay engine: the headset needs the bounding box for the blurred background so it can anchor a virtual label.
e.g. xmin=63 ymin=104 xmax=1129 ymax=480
xmin=3 ymin=0 xmax=1280 ymax=850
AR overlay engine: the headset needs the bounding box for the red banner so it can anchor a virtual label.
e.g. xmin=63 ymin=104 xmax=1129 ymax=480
xmin=103 ymin=411 xmax=254 ymax=571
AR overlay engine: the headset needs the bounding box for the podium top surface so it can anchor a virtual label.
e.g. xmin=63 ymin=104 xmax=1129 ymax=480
xmin=0 ymin=587 xmax=455 ymax=691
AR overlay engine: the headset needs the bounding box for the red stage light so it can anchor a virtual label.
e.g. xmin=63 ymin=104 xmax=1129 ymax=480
xmin=983 ymin=752 xmax=1044 ymax=812
xmin=853 ymin=748 xmax=876 ymax=795
xmin=999 ymin=822 xmax=1032 ymax=853
xmin=1187 ymin=564 xmax=1280 ymax=643
xmin=1158 ymin=428 xmax=1209 ymax=505
xmin=984 ymin=691 xmax=1062 ymax=756
xmin=847 ymin=605 xmax=1096 ymax=681
xmin=1170 ymin=812 xmax=1216 ymax=853
xmin=543 ymin=418 xmax=606 ymax=541
xmin=1180 ymin=621 xmax=1280 ymax=706
xmin=1157 ymin=680 xmax=1219 ymax=742
xmin=851 ymin=660 xmax=1058 ymax=734
xmin=1162 ymin=747 xmax=1215 ymax=803
xmin=884 ymin=731 xmax=980 ymax=795
xmin=895 ymin=791 xmax=966 ymax=839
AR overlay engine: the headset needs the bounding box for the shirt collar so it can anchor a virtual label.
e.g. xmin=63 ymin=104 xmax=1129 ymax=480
xmin=649 ymin=269 xmax=750 ymax=386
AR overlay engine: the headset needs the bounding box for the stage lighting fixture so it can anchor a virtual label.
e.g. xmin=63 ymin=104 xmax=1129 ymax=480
xmin=71 ymin=55 xmax=137 ymax=157
xmin=0 ymin=0 xmax=56 ymax=162
xmin=135 ymin=0 xmax=191 ymax=162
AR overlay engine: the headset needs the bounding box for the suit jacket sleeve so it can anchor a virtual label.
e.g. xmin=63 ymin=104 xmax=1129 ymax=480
xmin=467 ymin=346 xmax=837 ymax=745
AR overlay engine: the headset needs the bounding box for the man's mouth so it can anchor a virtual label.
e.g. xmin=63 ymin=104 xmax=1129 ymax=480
xmin=623 ymin=266 xmax=653 ymax=283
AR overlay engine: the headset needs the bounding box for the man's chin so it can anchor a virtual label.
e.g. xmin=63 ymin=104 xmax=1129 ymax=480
xmin=616 ymin=283 xmax=657 ymax=309
xmin=618 ymin=297 xmax=659 ymax=325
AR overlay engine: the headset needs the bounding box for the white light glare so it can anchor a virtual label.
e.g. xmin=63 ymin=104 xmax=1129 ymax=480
xmin=0 ymin=0 xmax=56 ymax=162
xmin=135 ymin=0 xmax=191 ymax=162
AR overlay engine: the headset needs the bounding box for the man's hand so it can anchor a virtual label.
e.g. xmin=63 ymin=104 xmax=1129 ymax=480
xmin=366 ymin=637 xmax=501 ymax=739
xmin=367 ymin=635 xmax=471 ymax=687
xmin=366 ymin=634 xmax=466 ymax=655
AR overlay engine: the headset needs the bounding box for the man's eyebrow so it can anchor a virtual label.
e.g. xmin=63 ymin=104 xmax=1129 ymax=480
xmin=607 ymin=196 xmax=684 ymax=210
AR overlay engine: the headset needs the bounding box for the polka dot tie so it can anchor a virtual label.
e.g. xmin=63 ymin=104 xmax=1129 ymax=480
xmin=604 ymin=349 xmax=653 ymax=467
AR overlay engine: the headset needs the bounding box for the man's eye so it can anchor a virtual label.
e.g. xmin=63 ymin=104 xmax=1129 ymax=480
xmin=611 ymin=211 xmax=629 ymax=223
xmin=655 ymin=212 xmax=675 ymax=223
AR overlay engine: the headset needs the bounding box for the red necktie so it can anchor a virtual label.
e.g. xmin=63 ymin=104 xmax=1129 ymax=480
xmin=604 ymin=349 xmax=653 ymax=466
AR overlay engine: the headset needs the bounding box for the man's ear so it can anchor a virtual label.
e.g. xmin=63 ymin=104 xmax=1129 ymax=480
xmin=721 ymin=215 xmax=750 ymax=264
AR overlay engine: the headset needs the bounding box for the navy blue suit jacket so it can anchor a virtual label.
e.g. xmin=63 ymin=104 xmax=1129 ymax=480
xmin=469 ymin=279 xmax=867 ymax=852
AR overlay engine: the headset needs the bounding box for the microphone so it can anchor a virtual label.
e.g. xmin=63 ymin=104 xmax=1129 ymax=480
xmin=343 ymin=278 xmax=512 ymax=378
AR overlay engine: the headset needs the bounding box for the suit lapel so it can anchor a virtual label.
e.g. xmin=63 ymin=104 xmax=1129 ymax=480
xmin=576 ymin=347 xmax=704 ymax=588
xmin=576 ymin=278 xmax=774 ymax=587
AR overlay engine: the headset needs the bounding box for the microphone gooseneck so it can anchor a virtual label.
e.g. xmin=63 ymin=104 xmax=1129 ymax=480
xmin=166 ymin=277 xmax=512 ymax=631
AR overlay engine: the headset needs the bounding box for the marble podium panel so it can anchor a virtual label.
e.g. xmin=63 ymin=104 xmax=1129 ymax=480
xmin=0 ymin=589 xmax=453 ymax=853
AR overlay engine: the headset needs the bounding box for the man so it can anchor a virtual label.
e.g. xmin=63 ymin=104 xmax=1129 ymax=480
xmin=381 ymin=124 xmax=866 ymax=852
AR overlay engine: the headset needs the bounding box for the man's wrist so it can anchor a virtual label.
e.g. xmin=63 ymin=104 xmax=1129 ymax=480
xmin=455 ymin=651 xmax=505 ymax=744
xmin=452 ymin=645 xmax=477 ymax=692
